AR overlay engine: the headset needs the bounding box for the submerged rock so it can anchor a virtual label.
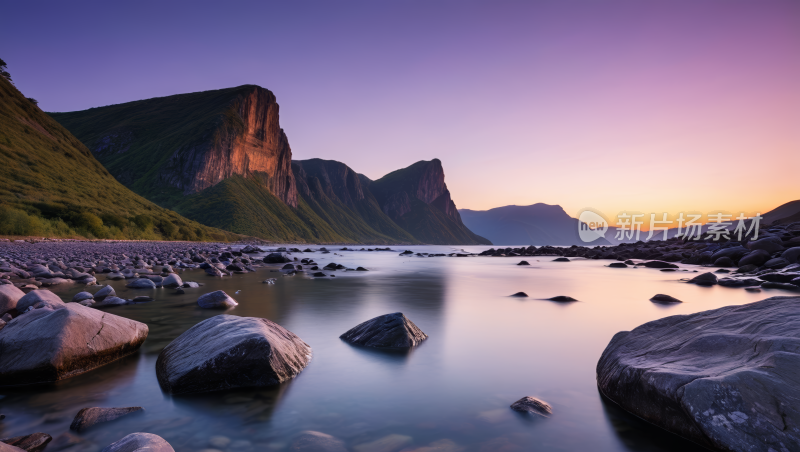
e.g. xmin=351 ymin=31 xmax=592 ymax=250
xmin=99 ymin=433 xmax=174 ymax=452
xmin=161 ymin=274 xmax=183 ymax=288
xmin=340 ymin=312 xmax=427 ymax=349
xmin=290 ymin=431 xmax=347 ymax=452
xmin=650 ymin=294 xmax=682 ymax=304
xmin=156 ymin=315 xmax=311 ymax=394
xmin=196 ymin=290 xmax=238 ymax=309
xmin=71 ymin=292 xmax=93 ymax=303
xmin=510 ymin=396 xmax=552 ymax=416
xmin=70 ymin=407 xmax=143 ymax=432
xmin=0 ymin=433 xmax=51 ymax=452
xmin=597 ymin=296 xmax=800 ymax=452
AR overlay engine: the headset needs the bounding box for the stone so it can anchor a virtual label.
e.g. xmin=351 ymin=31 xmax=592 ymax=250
xmin=0 ymin=433 xmax=51 ymax=452
xmin=650 ymin=294 xmax=682 ymax=304
xmin=99 ymin=433 xmax=174 ymax=452
xmin=765 ymin=257 xmax=790 ymax=269
xmin=760 ymin=282 xmax=800 ymax=291
xmin=509 ymin=396 xmax=552 ymax=416
xmin=516 ymin=261 xmax=530 ymax=266
xmin=161 ymin=273 xmax=183 ymax=288
xmin=597 ymin=296 xmax=800 ymax=452
xmin=126 ymin=279 xmax=156 ymax=289
xmin=356 ymin=267 xmax=369 ymax=271
xmin=106 ymin=273 xmax=125 ymax=281
xmin=718 ymin=278 xmax=762 ymax=288
xmin=608 ymin=263 xmax=628 ymax=268
xmin=93 ymin=285 xmax=115 ymax=301
xmin=16 ymin=290 xmax=64 ymax=311
xmin=510 ymin=292 xmax=528 ymax=297
xmin=282 ymin=264 xmax=295 ymax=270
xmin=547 ymin=296 xmax=577 ymax=302
xmin=312 ymin=272 xmax=327 ymax=277
xmin=183 ymin=282 xmax=200 ymax=288
xmin=94 ymin=297 xmax=129 ymax=307
xmin=0 ymin=285 xmax=24 ymax=315
xmin=712 ymin=256 xmax=734 ymax=267
xmin=747 ymin=237 xmax=785 ymax=254
xmin=353 ymin=434 xmax=413 ymax=452
xmin=688 ymin=272 xmax=717 ymax=286
xmin=783 ymin=247 xmax=800 ymax=264
xmin=70 ymin=407 xmax=143 ymax=432
xmin=738 ymin=249 xmax=771 ymax=267
xmin=290 ymin=431 xmax=347 ymax=452
xmin=0 ymin=301 xmax=148 ymax=385
xmin=197 ymin=291 xmax=238 ymax=309
xmin=340 ymin=312 xmax=427 ymax=349
xmin=263 ymin=253 xmax=290 ymax=264
xmin=643 ymin=261 xmax=678 ymax=269
xmin=552 ymin=257 xmax=570 ymax=262
xmin=71 ymin=292 xmax=94 ymax=303
xmin=736 ymin=264 xmax=758 ymax=273
xmin=156 ymin=315 xmax=311 ymax=394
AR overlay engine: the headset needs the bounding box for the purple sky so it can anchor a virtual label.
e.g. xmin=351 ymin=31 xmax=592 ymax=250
xmin=3 ymin=0 xmax=799 ymax=219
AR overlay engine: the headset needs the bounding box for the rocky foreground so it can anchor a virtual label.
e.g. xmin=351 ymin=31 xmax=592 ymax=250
xmin=597 ymin=296 xmax=800 ymax=452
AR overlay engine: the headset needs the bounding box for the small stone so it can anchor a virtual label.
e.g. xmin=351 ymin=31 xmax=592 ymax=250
xmin=510 ymin=292 xmax=528 ymax=297
xmin=510 ymin=396 xmax=552 ymax=416
xmin=608 ymin=263 xmax=628 ymax=268
xmin=196 ymin=291 xmax=237 ymax=309
xmin=689 ymin=272 xmax=718 ymax=286
xmin=650 ymin=294 xmax=682 ymax=304
xmin=340 ymin=313 xmax=427 ymax=349
xmin=516 ymin=261 xmax=530 ymax=266
xmin=548 ymin=296 xmax=577 ymax=302
xmin=552 ymin=258 xmax=570 ymax=262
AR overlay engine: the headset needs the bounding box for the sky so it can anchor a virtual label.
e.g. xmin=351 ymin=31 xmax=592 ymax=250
xmin=2 ymin=0 xmax=799 ymax=222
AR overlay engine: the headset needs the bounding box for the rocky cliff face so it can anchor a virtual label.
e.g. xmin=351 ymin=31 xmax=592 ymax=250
xmin=293 ymin=159 xmax=365 ymax=208
xmin=371 ymin=159 xmax=461 ymax=223
xmin=159 ymin=87 xmax=297 ymax=207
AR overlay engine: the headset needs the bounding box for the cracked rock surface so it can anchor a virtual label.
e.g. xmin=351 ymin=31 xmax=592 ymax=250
xmin=0 ymin=290 xmax=148 ymax=386
xmin=597 ymin=296 xmax=800 ymax=452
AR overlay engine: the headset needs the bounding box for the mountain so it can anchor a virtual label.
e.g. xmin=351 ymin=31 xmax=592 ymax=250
xmin=0 ymin=75 xmax=240 ymax=241
xmin=460 ymin=203 xmax=611 ymax=246
xmin=50 ymin=85 xmax=488 ymax=244
xmin=762 ymin=200 xmax=800 ymax=225
xmin=370 ymin=159 xmax=491 ymax=245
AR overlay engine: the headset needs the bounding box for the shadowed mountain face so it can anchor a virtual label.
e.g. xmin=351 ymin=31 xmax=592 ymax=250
xmin=50 ymin=86 xmax=488 ymax=244
xmin=460 ymin=204 xmax=611 ymax=246
xmin=763 ymin=200 xmax=800 ymax=225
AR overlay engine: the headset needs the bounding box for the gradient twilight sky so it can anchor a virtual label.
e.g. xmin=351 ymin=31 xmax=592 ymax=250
xmin=2 ymin=0 xmax=799 ymax=220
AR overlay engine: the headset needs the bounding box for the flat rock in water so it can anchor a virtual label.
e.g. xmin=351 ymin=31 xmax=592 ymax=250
xmin=70 ymin=407 xmax=143 ymax=432
xmin=0 ymin=297 xmax=148 ymax=386
xmin=596 ymin=296 xmax=800 ymax=452
xmin=650 ymin=294 xmax=682 ymax=304
xmin=547 ymin=296 xmax=577 ymax=302
xmin=0 ymin=433 xmax=52 ymax=452
xmin=340 ymin=312 xmax=427 ymax=349
xmin=510 ymin=292 xmax=528 ymax=297
xmin=290 ymin=431 xmax=347 ymax=452
xmin=643 ymin=261 xmax=679 ymax=269
xmin=553 ymin=257 xmax=570 ymax=262
xmin=608 ymin=262 xmax=628 ymax=268
xmin=510 ymin=396 xmax=552 ymax=416
xmin=196 ymin=290 xmax=238 ymax=309
xmin=156 ymin=315 xmax=311 ymax=394
xmin=99 ymin=433 xmax=174 ymax=452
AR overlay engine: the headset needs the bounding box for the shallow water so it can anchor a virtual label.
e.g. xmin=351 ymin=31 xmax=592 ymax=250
xmin=1 ymin=245 xmax=784 ymax=451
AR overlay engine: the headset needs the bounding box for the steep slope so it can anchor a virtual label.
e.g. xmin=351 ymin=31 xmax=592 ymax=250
xmin=50 ymin=85 xmax=297 ymax=208
xmin=369 ymin=159 xmax=491 ymax=245
xmin=293 ymin=159 xmax=419 ymax=244
xmin=460 ymin=204 xmax=611 ymax=246
xmin=762 ymin=200 xmax=800 ymax=225
xmin=0 ymin=76 xmax=240 ymax=241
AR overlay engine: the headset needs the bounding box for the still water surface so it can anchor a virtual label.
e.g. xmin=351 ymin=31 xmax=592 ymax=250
xmin=1 ymin=246 xmax=777 ymax=451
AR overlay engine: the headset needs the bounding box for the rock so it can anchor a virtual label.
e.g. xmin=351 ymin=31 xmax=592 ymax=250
xmin=688 ymin=272 xmax=717 ymax=286
xmin=205 ymin=267 xmax=224 ymax=277
xmin=0 ymin=302 xmax=148 ymax=385
xmin=736 ymin=264 xmax=758 ymax=273
xmin=0 ymin=285 xmax=24 ymax=315
xmin=517 ymin=261 xmax=530 ymax=266
xmin=131 ymin=296 xmax=153 ymax=303
xmin=715 ymin=268 xmax=731 ymax=273
xmin=0 ymin=433 xmax=51 ymax=452
xmin=650 ymin=294 xmax=682 ymax=304
xmin=712 ymin=256 xmax=734 ymax=267
xmin=183 ymin=282 xmax=200 ymax=288
xmin=718 ymin=278 xmax=762 ymax=288
xmin=16 ymin=290 xmax=64 ymax=311
xmin=738 ymin=249 xmax=771 ymax=267
xmin=290 ymin=431 xmax=347 ymax=452
xmin=552 ymin=257 xmax=570 ymax=262
xmin=312 ymin=272 xmax=327 ymax=277
xmin=597 ymin=296 xmax=800 ymax=452
xmin=765 ymin=257 xmax=790 ymax=269
xmin=783 ymin=247 xmax=800 ymax=264
xmin=356 ymin=267 xmax=369 ymax=271
xmin=353 ymin=434 xmax=413 ymax=452
xmin=608 ymin=263 xmax=628 ymax=268
xmin=509 ymin=396 xmax=552 ymax=416
xmin=70 ymin=407 xmax=143 ymax=432
xmin=161 ymin=273 xmax=183 ymax=288
xmin=71 ymin=292 xmax=94 ymax=303
xmin=93 ymin=285 xmax=115 ymax=301
xmin=340 ymin=312 xmax=427 ymax=349
xmin=263 ymin=253 xmax=290 ymax=264
xmin=642 ymin=261 xmax=678 ymax=269
xmin=748 ymin=237 xmax=785 ymax=254
xmin=0 ymin=440 xmax=25 ymax=452
xmin=197 ymin=290 xmax=238 ymax=309
xmin=106 ymin=272 xmax=125 ymax=281
xmin=745 ymin=287 xmax=762 ymax=292
xmin=99 ymin=433 xmax=174 ymax=452
xmin=126 ymin=279 xmax=156 ymax=289
xmin=94 ymin=296 xmax=129 ymax=307
xmin=760 ymin=282 xmax=800 ymax=291
xmin=156 ymin=315 xmax=311 ymax=394
xmin=547 ymin=296 xmax=577 ymax=302
xmin=282 ymin=264 xmax=295 ymax=270
xmin=510 ymin=292 xmax=528 ymax=297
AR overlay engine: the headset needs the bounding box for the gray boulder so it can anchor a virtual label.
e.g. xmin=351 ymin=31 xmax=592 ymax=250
xmin=597 ymin=296 xmax=800 ymax=452
xmin=263 ymin=253 xmax=290 ymax=264
xmin=197 ymin=290 xmax=237 ymax=309
xmin=93 ymin=285 xmax=116 ymax=301
xmin=126 ymin=279 xmax=156 ymax=289
xmin=0 ymin=301 xmax=148 ymax=385
xmin=70 ymin=407 xmax=143 ymax=432
xmin=156 ymin=315 xmax=311 ymax=394
xmin=510 ymin=396 xmax=552 ymax=416
xmin=650 ymin=294 xmax=682 ymax=304
xmin=71 ymin=292 xmax=94 ymax=303
xmin=0 ymin=285 xmax=24 ymax=315
xmin=99 ymin=433 xmax=173 ymax=452
xmin=738 ymin=249 xmax=771 ymax=267
xmin=161 ymin=274 xmax=183 ymax=288
xmin=340 ymin=312 xmax=427 ymax=349
xmin=688 ymin=272 xmax=717 ymax=286
xmin=17 ymin=290 xmax=64 ymax=311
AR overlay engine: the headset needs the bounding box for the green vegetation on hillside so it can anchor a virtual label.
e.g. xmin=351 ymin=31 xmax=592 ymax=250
xmin=0 ymin=74 xmax=240 ymax=241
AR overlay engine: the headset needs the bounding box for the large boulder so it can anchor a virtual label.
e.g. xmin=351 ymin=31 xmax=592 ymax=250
xmin=748 ymin=237 xmax=785 ymax=254
xmin=93 ymin=285 xmax=116 ymax=301
xmin=738 ymin=249 xmax=771 ymax=267
xmin=0 ymin=301 xmax=148 ymax=386
xmin=782 ymin=247 xmax=800 ymax=264
xmin=263 ymin=253 xmax=290 ymax=264
xmin=161 ymin=274 xmax=183 ymax=288
xmin=16 ymin=290 xmax=65 ymax=312
xmin=99 ymin=433 xmax=173 ymax=452
xmin=156 ymin=315 xmax=311 ymax=394
xmin=340 ymin=312 xmax=427 ymax=348
xmin=196 ymin=290 xmax=237 ymax=309
xmin=597 ymin=296 xmax=800 ymax=452
xmin=0 ymin=285 xmax=24 ymax=316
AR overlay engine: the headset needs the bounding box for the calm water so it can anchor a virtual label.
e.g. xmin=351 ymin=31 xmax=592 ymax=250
xmin=0 ymin=245 xmax=780 ymax=451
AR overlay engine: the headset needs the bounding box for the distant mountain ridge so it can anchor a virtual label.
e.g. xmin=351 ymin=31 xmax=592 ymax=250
xmin=50 ymin=85 xmax=489 ymax=245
